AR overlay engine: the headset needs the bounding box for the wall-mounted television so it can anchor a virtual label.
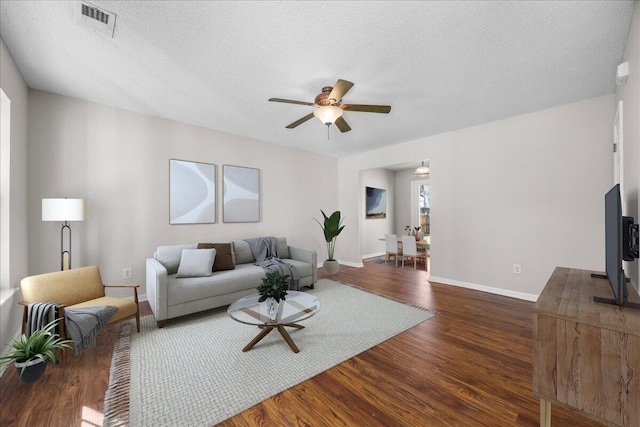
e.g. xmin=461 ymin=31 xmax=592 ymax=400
xmin=594 ymin=184 xmax=640 ymax=308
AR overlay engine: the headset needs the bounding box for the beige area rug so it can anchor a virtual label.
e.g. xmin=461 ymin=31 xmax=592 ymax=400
xmin=103 ymin=279 xmax=436 ymax=427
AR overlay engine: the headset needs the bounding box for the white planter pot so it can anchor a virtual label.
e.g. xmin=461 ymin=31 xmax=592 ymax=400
xmin=323 ymin=260 xmax=340 ymax=275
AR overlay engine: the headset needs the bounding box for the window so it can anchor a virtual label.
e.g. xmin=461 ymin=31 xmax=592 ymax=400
xmin=0 ymin=88 xmax=10 ymax=290
xmin=410 ymin=179 xmax=429 ymax=237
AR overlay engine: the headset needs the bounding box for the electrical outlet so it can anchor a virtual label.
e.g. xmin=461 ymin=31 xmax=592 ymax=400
xmin=123 ymin=268 xmax=132 ymax=279
xmin=513 ymin=264 xmax=522 ymax=275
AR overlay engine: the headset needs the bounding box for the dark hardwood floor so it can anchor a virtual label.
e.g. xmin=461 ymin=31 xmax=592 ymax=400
xmin=0 ymin=262 xmax=605 ymax=426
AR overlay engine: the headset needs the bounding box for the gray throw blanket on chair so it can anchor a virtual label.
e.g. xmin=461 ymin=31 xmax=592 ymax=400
xmin=65 ymin=306 xmax=117 ymax=355
xmin=245 ymin=237 xmax=300 ymax=291
xmin=26 ymin=302 xmax=58 ymax=336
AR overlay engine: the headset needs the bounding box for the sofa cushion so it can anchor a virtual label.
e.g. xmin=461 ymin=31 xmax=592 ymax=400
xmin=281 ymin=258 xmax=312 ymax=278
xmin=233 ymin=238 xmax=289 ymax=264
xmin=156 ymin=244 xmax=197 ymax=274
xmin=20 ymin=266 xmax=105 ymax=306
xmin=197 ymin=243 xmax=235 ymax=271
xmin=176 ymin=249 xmax=216 ymax=278
xmin=167 ymin=264 xmax=265 ymax=306
xmin=276 ymin=237 xmax=290 ymax=259
xmin=69 ymin=296 xmax=138 ymax=323
xmin=232 ymin=240 xmax=255 ymax=265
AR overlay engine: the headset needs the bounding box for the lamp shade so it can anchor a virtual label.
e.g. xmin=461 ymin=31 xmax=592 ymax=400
xmin=42 ymin=198 xmax=87 ymax=221
xmin=414 ymin=161 xmax=430 ymax=177
xmin=313 ymin=105 xmax=343 ymax=125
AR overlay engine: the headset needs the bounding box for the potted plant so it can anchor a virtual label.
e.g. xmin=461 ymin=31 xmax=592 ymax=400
xmin=315 ymin=210 xmax=345 ymax=274
xmin=0 ymin=319 xmax=73 ymax=384
xmin=257 ymin=271 xmax=290 ymax=315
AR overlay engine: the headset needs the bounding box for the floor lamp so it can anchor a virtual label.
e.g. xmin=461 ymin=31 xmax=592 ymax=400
xmin=42 ymin=198 xmax=87 ymax=270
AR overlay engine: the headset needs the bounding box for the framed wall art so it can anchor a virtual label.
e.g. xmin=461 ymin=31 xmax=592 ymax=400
xmin=169 ymin=159 xmax=216 ymax=224
xmin=365 ymin=186 xmax=386 ymax=219
xmin=223 ymin=165 xmax=260 ymax=222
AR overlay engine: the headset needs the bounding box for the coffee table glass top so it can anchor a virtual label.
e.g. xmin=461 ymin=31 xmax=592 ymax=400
xmin=227 ymin=291 xmax=320 ymax=326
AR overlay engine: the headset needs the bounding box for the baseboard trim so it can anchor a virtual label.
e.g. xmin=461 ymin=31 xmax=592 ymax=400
xmin=317 ymin=261 xmax=364 ymax=268
xmin=340 ymin=260 xmax=365 ymax=268
xmin=362 ymin=252 xmax=385 ymax=260
xmin=428 ymin=276 xmax=539 ymax=302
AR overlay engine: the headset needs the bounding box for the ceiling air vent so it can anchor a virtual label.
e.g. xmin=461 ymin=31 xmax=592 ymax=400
xmin=76 ymin=2 xmax=117 ymax=38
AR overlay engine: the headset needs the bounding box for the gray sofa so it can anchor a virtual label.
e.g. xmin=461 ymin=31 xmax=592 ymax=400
xmin=146 ymin=238 xmax=317 ymax=327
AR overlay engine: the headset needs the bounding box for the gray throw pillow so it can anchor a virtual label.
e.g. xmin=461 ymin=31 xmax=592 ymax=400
xmin=276 ymin=237 xmax=290 ymax=259
xmin=176 ymin=249 xmax=216 ymax=278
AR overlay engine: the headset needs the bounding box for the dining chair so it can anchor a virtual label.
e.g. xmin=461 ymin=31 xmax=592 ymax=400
xmin=401 ymin=235 xmax=427 ymax=270
xmin=385 ymin=234 xmax=402 ymax=267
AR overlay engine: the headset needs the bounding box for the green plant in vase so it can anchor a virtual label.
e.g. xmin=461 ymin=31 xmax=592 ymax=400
xmin=257 ymin=271 xmax=290 ymax=315
xmin=0 ymin=319 xmax=73 ymax=383
xmin=315 ymin=210 xmax=345 ymax=274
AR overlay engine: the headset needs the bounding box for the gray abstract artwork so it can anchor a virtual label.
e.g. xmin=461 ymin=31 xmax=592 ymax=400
xmin=366 ymin=187 xmax=386 ymax=219
xmin=170 ymin=160 xmax=216 ymax=224
xmin=223 ymin=165 xmax=260 ymax=222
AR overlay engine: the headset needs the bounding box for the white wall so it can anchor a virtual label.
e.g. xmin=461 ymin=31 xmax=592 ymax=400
xmin=394 ymin=168 xmax=428 ymax=237
xmin=27 ymin=90 xmax=338 ymax=299
xmin=616 ymin=1 xmax=640 ymax=292
xmin=0 ymin=37 xmax=29 ymax=354
xmin=360 ymin=168 xmax=395 ymax=258
xmin=339 ymin=95 xmax=615 ymax=298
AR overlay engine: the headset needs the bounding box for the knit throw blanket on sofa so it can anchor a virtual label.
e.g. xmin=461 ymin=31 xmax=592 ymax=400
xmin=244 ymin=237 xmax=300 ymax=291
xmin=27 ymin=302 xmax=117 ymax=355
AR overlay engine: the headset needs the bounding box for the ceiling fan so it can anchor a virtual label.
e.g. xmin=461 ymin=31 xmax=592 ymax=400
xmin=268 ymin=79 xmax=391 ymax=133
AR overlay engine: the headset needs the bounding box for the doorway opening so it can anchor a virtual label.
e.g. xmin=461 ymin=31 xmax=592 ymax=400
xmin=411 ymin=179 xmax=430 ymax=245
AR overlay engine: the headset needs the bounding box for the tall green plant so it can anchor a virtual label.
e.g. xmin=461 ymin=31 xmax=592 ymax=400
xmin=314 ymin=210 xmax=345 ymax=261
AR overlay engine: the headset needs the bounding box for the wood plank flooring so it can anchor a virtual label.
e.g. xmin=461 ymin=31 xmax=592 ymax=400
xmin=0 ymin=262 xmax=605 ymax=426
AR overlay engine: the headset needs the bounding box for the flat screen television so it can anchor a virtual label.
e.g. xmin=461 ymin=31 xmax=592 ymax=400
xmin=597 ymin=184 xmax=640 ymax=308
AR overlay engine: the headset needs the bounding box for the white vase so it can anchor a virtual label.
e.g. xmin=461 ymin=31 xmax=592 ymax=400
xmin=323 ymin=260 xmax=340 ymax=275
xmin=266 ymin=298 xmax=279 ymax=315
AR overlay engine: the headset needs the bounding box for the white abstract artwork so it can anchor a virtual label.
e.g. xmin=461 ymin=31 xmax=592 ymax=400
xmin=170 ymin=160 xmax=216 ymax=224
xmin=223 ymin=165 xmax=260 ymax=222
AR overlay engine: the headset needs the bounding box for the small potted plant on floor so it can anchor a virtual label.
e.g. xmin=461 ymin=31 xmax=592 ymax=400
xmin=0 ymin=319 xmax=73 ymax=384
xmin=315 ymin=210 xmax=345 ymax=274
xmin=257 ymin=271 xmax=290 ymax=315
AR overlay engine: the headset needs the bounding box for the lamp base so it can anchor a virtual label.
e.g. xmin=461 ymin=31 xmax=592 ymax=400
xmin=62 ymin=251 xmax=70 ymax=271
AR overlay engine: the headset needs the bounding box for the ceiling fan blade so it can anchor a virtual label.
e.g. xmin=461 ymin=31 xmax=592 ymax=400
xmin=269 ymin=98 xmax=315 ymax=106
xmin=285 ymin=113 xmax=315 ymax=129
xmin=335 ymin=117 xmax=351 ymax=133
xmin=328 ymin=79 xmax=354 ymax=103
xmin=341 ymin=104 xmax=391 ymax=114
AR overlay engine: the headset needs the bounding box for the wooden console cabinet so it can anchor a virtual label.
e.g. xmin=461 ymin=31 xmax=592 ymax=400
xmin=532 ymin=267 xmax=640 ymax=426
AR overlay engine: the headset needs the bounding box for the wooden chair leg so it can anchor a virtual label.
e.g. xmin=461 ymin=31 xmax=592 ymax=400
xmin=133 ymin=287 xmax=141 ymax=332
xmin=21 ymin=306 xmax=27 ymax=334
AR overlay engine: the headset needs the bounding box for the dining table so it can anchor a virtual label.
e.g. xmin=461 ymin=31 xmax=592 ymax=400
xmin=379 ymin=236 xmax=429 ymax=248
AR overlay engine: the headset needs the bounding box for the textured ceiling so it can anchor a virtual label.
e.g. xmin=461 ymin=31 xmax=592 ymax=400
xmin=0 ymin=1 xmax=634 ymax=157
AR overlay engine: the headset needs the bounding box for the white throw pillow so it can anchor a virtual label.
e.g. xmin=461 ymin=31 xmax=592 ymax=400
xmin=176 ymin=249 xmax=216 ymax=278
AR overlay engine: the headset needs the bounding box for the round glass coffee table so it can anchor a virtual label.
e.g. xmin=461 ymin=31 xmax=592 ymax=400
xmin=227 ymin=291 xmax=320 ymax=353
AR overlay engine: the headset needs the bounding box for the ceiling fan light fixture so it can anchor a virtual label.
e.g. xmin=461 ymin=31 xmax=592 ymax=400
xmin=313 ymin=105 xmax=343 ymax=125
xmin=414 ymin=161 xmax=430 ymax=177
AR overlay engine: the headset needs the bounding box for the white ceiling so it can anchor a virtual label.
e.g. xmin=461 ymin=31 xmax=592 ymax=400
xmin=0 ymin=1 xmax=634 ymax=157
